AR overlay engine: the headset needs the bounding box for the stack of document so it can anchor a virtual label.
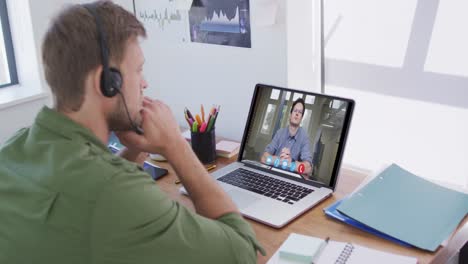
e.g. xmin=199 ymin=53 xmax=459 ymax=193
xmin=328 ymin=164 xmax=468 ymax=251
xmin=216 ymin=140 xmax=240 ymax=158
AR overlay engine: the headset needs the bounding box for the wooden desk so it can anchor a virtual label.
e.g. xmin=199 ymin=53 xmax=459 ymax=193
xmin=151 ymin=157 xmax=468 ymax=264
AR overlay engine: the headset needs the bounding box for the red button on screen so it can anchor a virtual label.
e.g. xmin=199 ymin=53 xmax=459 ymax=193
xmin=298 ymin=164 xmax=305 ymax=174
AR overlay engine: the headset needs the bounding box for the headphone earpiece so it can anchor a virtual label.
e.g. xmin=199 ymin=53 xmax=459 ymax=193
xmin=101 ymin=67 xmax=122 ymax=97
xmin=84 ymin=3 xmax=143 ymax=134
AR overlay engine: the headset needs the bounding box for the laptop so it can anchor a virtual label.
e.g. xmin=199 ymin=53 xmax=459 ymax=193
xmin=181 ymin=84 xmax=354 ymax=228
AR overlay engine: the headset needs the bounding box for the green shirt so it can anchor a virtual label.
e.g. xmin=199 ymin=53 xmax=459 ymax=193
xmin=0 ymin=107 xmax=264 ymax=263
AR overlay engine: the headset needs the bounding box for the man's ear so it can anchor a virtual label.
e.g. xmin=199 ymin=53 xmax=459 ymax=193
xmin=89 ymin=65 xmax=103 ymax=96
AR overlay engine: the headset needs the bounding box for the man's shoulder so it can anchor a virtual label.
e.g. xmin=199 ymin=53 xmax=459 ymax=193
xmin=275 ymin=127 xmax=288 ymax=137
xmin=1 ymin=126 xmax=147 ymax=200
xmin=298 ymin=127 xmax=310 ymax=140
xmin=57 ymin=141 xmax=148 ymax=193
xmin=278 ymin=127 xmax=288 ymax=132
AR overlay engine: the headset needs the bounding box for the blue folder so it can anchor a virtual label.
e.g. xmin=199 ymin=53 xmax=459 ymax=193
xmin=337 ymin=164 xmax=468 ymax=251
xmin=324 ymin=199 xmax=413 ymax=247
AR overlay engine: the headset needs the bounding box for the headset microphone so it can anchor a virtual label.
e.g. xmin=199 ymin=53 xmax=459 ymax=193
xmin=116 ymin=89 xmax=144 ymax=135
xmin=83 ymin=3 xmax=143 ymax=135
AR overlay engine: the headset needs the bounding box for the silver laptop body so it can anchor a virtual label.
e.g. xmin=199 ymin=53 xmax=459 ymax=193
xmin=182 ymin=84 xmax=354 ymax=228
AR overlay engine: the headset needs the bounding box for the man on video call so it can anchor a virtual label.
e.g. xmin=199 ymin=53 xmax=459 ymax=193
xmin=261 ymin=98 xmax=313 ymax=178
xmin=0 ymin=1 xmax=263 ymax=263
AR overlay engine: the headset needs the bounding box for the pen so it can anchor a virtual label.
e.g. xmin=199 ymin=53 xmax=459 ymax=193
xmin=207 ymin=115 xmax=215 ymax=132
xmin=200 ymin=122 xmax=207 ymax=133
xmin=184 ymin=111 xmax=191 ymax=127
xmin=201 ymin=104 xmax=205 ymax=123
xmin=206 ymin=164 xmax=217 ymax=171
xmin=195 ymin=114 xmax=202 ymax=126
xmin=211 ymin=110 xmax=219 ymax=130
xmin=206 ymin=113 xmax=212 ymax=126
xmin=192 ymin=121 xmax=198 ymax=132
xmin=311 ymin=237 xmax=329 ymax=264
xmin=185 ymin=107 xmax=194 ymax=120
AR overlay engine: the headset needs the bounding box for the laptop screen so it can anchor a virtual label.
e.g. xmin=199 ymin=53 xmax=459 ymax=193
xmin=239 ymin=84 xmax=354 ymax=188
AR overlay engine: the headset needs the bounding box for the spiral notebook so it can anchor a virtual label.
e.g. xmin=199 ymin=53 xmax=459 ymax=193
xmin=267 ymin=233 xmax=417 ymax=264
xmin=314 ymin=241 xmax=416 ymax=264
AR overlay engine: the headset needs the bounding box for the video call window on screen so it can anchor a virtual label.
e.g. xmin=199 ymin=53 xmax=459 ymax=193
xmin=242 ymin=87 xmax=349 ymax=186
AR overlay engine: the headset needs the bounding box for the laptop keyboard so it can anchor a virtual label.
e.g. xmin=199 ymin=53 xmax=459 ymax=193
xmin=218 ymin=168 xmax=314 ymax=205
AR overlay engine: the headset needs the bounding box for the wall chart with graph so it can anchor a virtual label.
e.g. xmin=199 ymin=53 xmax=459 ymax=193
xmin=133 ymin=0 xmax=192 ymax=44
xmin=133 ymin=0 xmax=251 ymax=48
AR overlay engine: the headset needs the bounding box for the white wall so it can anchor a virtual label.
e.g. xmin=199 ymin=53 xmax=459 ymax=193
xmin=286 ymin=0 xmax=321 ymax=91
xmin=0 ymin=98 xmax=47 ymax=142
xmin=136 ymin=0 xmax=324 ymax=141
xmin=324 ymin=0 xmax=468 ymax=187
xmin=138 ymin=1 xmax=288 ymax=141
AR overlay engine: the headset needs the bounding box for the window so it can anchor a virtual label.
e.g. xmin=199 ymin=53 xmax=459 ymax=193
xmin=305 ymin=95 xmax=315 ymax=104
xmin=292 ymin=92 xmax=303 ymax=101
xmin=261 ymin=104 xmax=276 ymax=134
xmin=0 ymin=0 xmax=18 ymax=88
xmin=300 ymin=109 xmax=312 ymax=129
xmin=270 ymin=89 xmax=280 ymax=100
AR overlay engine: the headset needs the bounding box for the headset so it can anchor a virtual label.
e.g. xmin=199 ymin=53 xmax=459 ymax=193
xmin=83 ymin=3 xmax=143 ymax=134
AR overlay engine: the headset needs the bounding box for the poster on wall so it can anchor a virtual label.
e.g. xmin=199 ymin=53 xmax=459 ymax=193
xmin=188 ymin=0 xmax=251 ymax=48
xmin=133 ymin=0 xmax=251 ymax=48
xmin=133 ymin=0 xmax=192 ymax=44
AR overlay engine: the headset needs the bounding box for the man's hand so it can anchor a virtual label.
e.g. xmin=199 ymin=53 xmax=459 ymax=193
xmin=115 ymin=97 xmax=183 ymax=157
xmin=114 ymin=132 xmax=148 ymax=165
xmin=279 ymin=147 xmax=292 ymax=163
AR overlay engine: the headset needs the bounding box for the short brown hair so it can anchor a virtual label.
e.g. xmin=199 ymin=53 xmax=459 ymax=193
xmin=42 ymin=0 xmax=146 ymax=112
xmin=290 ymin=98 xmax=305 ymax=115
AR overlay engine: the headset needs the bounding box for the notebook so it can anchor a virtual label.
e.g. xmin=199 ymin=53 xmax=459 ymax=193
xmin=180 ymin=84 xmax=355 ymax=228
xmin=337 ymin=163 xmax=468 ymax=251
xmin=216 ymin=140 xmax=240 ymax=158
xmin=315 ymin=241 xmax=417 ymax=264
xmin=267 ymin=233 xmax=417 ymax=264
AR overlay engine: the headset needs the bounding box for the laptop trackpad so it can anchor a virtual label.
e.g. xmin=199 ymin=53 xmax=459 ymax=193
xmin=227 ymin=189 xmax=260 ymax=209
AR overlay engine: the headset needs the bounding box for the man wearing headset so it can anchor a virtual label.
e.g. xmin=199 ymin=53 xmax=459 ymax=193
xmin=0 ymin=1 xmax=263 ymax=263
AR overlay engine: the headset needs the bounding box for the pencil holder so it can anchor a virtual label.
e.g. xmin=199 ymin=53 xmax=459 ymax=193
xmin=191 ymin=128 xmax=216 ymax=164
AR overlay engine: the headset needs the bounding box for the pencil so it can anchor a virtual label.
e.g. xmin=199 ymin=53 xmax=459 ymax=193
xmin=206 ymin=164 xmax=217 ymax=171
xmin=175 ymin=165 xmax=216 ymax=184
xmin=201 ymin=104 xmax=205 ymax=123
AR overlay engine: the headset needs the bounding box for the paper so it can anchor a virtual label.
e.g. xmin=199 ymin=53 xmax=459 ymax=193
xmin=175 ymin=0 xmax=192 ymax=10
xmin=253 ymin=0 xmax=279 ymax=26
xmin=337 ymin=164 xmax=468 ymax=251
xmin=216 ymin=140 xmax=240 ymax=154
